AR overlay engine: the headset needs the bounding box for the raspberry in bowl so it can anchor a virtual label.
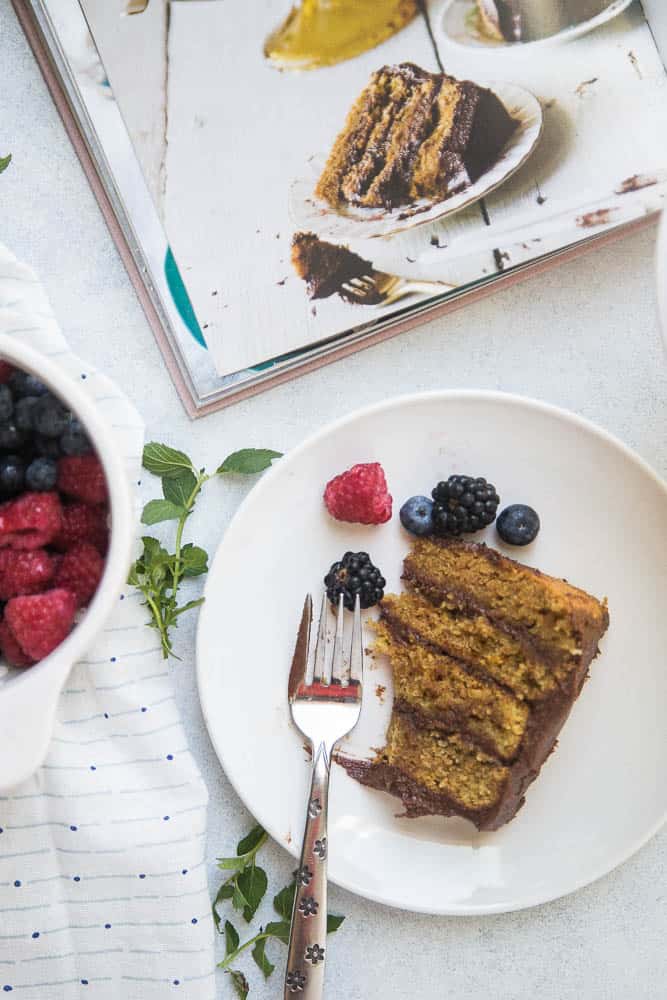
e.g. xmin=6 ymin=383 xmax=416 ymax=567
xmin=0 ymin=336 xmax=133 ymax=790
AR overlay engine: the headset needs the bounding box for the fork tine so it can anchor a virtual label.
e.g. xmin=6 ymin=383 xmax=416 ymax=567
xmin=329 ymin=593 xmax=345 ymax=685
xmin=341 ymin=282 xmax=363 ymax=299
xmin=310 ymin=592 xmax=328 ymax=685
xmin=349 ymin=594 xmax=363 ymax=687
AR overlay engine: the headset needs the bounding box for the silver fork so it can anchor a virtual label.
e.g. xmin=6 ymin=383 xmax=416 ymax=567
xmin=284 ymin=592 xmax=364 ymax=998
xmin=341 ymin=271 xmax=455 ymax=306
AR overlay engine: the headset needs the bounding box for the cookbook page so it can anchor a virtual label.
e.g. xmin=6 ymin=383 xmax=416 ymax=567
xmin=85 ymin=0 xmax=667 ymax=377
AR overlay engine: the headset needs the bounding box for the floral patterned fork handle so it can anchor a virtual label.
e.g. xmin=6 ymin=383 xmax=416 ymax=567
xmin=284 ymin=593 xmax=364 ymax=997
xmin=284 ymin=742 xmax=330 ymax=996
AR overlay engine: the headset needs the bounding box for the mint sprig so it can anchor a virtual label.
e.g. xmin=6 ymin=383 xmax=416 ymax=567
xmin=214 ymin=823 xmax=345 ymax=994
xmin=0 ymin=154 xmax=11 ymax=174
xmin=128 ymin=443 xmax=280 ymax=658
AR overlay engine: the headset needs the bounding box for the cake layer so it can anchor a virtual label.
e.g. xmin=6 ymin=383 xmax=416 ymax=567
xmin=315 ymin=63 xmax=516 ymax=210
xmin=366 ymin=713 xmax=511 ymax=822
xmin=381 ymin=590 xmax=565 ymax=700
xmin=373 ymin=619 xmax=529 ymax=761
xmin=403 ymin=537 xmax=609 ymax=661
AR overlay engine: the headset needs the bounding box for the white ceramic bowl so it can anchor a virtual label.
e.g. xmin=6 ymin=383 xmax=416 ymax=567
xmin=0 ymin=335 xmax=134 ymax=790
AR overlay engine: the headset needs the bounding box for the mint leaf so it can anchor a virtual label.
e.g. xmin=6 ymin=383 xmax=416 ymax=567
xmin=224 ymin=919 xmax=240 ymax=956
xmin=264 ymin=920 xmax=290 ymax=945
xmin=273 ymin=882 xmax=296 ymax=920
xmin=0 ymin=154 xmax=11 ymax=174
xmin=140 ymin=536 xmax=170 ymax=562
xmin=251 ymin=935 xmax=275 ymax=979
xmin=141 ymin=499 xmax=184 ymax=525
xmin=217 ymin=449 xmax=281 ymax=475
xmin=218 ymin=856 xmax=247 ymax=872
xmin=212 ymin=882 xmax=235 ymax=932
xmin=143 ymin=442 xmax=194 ymax=478
xmin=180 ymin=544 xmax=208 ymax=578
xmin=237 ymin=825 xmax=266 ymax=857
xmin=163 ymin=469 xmax=197 ymax=507
xmin=227 ymin=969 xmax=249 ymax=999
xmin=237 ymin=865 xmax=268 ymax=923
xmin=232 ymin=882 xmax=250 ymax=912
xmin=327 ymin=913 xmax=345 ymax=934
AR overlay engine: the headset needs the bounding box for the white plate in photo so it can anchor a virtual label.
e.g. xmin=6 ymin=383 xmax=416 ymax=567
xmin=439 ymin=0 xmax=635 ymax=53
xmin=288 ymin=82 xmax=542 ymax=241
xmin=197 ymin=391 xmax=667 ymax=915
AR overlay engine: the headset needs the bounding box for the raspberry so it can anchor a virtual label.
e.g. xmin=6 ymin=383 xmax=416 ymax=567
xmin=0 ymin=549 xmax=55 ymax=599
xmin=0 ymin=619 xmax=35 ymax=667
xmin=53 ymin=502 xmax=109 ymax=554
xmin=0 ymin=492 xmax=63 ymax=549
xmin=0 ymin=361 xmax=13 ymax=385
xmin=57 ymin=454 xmax=108 ymax=505
xmin=324 ymin=462 xmax=392 ymax=525
xmin=54 ymin=542 xmax=104 ymax=608
xmin=5 ymin=588 xmax=77 ymax=661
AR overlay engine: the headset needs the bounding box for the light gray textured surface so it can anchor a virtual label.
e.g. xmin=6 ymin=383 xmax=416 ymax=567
xmin=1 ymin=2 xmax=666 ymax=997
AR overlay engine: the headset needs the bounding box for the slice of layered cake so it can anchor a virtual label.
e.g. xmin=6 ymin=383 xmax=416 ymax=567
xmin=315 ymin=63 xmax=517 ymax=210
xmin=344 ymin=537 xmax=609 ymax=830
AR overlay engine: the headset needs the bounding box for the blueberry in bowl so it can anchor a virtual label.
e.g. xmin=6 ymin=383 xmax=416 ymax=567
xmin=0 ymin=336 xmax=133 ymax=790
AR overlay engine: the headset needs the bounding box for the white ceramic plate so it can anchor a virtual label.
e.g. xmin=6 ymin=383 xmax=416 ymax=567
xmin=197 ymin=391 xmax=667 ymax=915
xmin=439 ymin=0 xmax=635 ymax=53
xmin=288 ymin=83 xmax=542 ymax=241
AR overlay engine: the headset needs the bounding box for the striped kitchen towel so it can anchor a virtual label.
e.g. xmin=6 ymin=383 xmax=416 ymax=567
xmin=0 ymin=242 xmax=215 ymax=998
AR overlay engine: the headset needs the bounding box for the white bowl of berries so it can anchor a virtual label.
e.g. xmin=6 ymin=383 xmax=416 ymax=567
xmin=0 ymin=336 xmax=133 ymax=790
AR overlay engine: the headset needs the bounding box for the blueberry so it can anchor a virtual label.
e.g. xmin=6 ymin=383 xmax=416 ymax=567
xmin=9 ymin=371 xmax=49 ymax=398
xmin=0 ymin=386 xmax=13 ymax=422
xmin=0 ymin=455 xmax=25 ymax=497
xmin=25 ymin=457 xmax=57 ymax=492
xmin=496 ymin=505 xmax=540 ymax=546
xmin=60 ymin=418 xmax=91 ymax=456
xmin=14 ymin=396 xmax=39 ymax=432
xmin=0 ymin=421 xmax=26 ymax=452
xmin=33 ymin=434 xmax=61 ymax=459
xmin=399 ymin=496 xmax=434 ymax=536
xmin=33 ymin=395 xmax=69 ymax=438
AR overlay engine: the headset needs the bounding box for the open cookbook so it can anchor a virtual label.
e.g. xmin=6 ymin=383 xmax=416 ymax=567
xmin=13 ymin=0 xmax=667 ymax=415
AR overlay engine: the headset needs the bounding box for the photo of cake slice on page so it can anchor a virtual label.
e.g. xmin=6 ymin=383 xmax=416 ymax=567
xmin=315 ymin=63 xmax=518 ymax=211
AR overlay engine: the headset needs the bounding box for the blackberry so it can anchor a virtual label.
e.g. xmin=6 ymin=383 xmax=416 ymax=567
xmin=324 ymin=551 xmax=385 ymax=611
xmin=431 ymin=475 xmax=500 ymax=536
